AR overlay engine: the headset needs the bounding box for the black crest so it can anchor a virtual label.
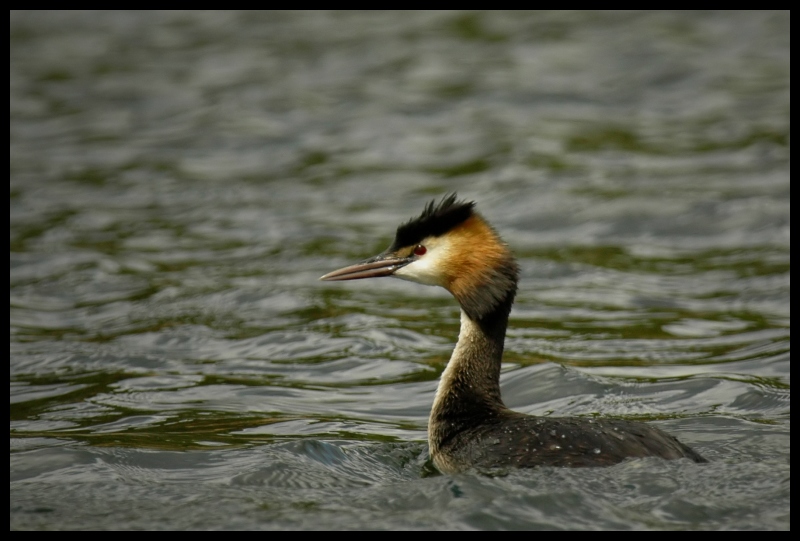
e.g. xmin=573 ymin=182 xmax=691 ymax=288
xmin=391 ymin=193 xmax=475 ymax=249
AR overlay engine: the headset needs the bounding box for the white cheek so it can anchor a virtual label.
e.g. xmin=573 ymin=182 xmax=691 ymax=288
xmin=394 ymin=246 xmax=449 ymax=287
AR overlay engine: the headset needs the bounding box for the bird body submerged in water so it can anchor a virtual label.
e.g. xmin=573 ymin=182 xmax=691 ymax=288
xmin=321 ymin=194 xmax=706 ymax=473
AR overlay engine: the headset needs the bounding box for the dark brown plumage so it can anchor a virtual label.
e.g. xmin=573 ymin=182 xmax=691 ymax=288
xmin=321 ymin=194 xmax=706 ymax=473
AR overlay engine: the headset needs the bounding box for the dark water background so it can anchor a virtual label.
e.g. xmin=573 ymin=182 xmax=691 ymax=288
xmin=10 ymin=11 xmax=789 ymax=530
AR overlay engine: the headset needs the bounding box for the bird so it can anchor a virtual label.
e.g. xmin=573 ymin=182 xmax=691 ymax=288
xmin=320 ymin=194 xmax=706 ymax=473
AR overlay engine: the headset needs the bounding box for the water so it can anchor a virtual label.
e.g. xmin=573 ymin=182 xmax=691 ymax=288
xmin=10 ymin=11 xmax=789 ymax=530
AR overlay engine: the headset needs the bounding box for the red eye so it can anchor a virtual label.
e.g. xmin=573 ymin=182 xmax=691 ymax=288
xmin=413 ymin=245 xmax=427 ymax=256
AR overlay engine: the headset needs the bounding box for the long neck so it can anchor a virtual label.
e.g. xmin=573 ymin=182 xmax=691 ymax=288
xmin=428 ymin=293 xmax=514 ymax=454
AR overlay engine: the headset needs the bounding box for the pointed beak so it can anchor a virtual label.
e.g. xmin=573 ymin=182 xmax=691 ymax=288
xmin=320 ymin=253 xmax=412 ymax=281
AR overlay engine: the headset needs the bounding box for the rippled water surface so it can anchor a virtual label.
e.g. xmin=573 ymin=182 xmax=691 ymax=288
xmin=11 ymin=11 xmax=789 ymax=530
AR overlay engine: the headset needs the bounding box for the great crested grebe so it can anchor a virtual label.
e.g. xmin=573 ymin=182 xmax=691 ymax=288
xmin=321 ymin=194 xmax=706 ymax=473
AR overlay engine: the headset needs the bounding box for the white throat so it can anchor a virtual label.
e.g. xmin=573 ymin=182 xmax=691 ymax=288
xmin=432 ymin=309 xmax=478 ymax=410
